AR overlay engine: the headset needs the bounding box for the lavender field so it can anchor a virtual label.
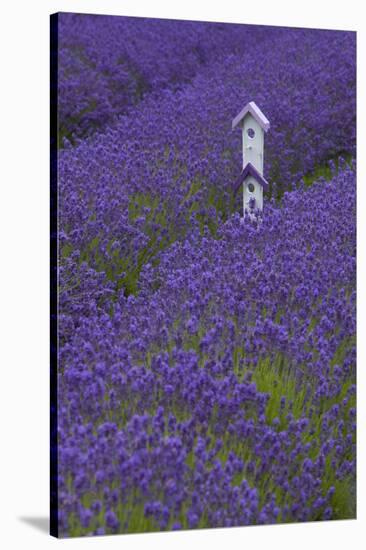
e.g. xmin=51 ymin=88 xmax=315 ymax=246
xmin=53 ymin=13 xmax=356 ymax=537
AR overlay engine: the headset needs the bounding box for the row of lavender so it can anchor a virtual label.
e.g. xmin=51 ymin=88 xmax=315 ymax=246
xmin=58 ymin=13 xmax=279 ymax=141
xmin=59 ymin=24 xmax=355 ymax=295
xmin=58 ymin=164 xmax=356 ymax=536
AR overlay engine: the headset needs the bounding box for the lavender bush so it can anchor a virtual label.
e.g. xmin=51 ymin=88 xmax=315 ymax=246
xmin=58 ymin=13 xmax=279 ymax=142
xmin=54 ymin=14 xmax=356 ymax=537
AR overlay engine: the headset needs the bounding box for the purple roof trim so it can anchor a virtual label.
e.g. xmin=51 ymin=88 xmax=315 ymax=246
xmin=233 ymin=162 xmax=269 ymax=193
xmin=232 ymin=101 xmax=270 ymax=132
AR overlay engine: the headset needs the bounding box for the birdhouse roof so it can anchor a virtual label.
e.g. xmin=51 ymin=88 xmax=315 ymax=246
xmin=232 ymin=101 xmax=270 ymax=132
xmin=233 ymin=162 xmax=269 ymax=193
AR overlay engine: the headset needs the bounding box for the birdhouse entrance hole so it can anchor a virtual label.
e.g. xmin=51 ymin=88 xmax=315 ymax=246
xmin=248 ymin=182 xmax=255 ymax=193
xmin=247 ymin=128 xmax=255 ymax=139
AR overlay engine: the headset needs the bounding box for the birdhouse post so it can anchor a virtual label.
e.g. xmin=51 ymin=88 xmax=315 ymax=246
xmin=232 ymin=101 xmax=270 ymax=219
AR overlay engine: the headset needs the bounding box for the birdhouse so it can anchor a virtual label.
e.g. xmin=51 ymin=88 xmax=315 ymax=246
xmin=232 ymin=101 xmax=270 ymax=218
xmin=233 ymin=162 xmax=269 ymax=215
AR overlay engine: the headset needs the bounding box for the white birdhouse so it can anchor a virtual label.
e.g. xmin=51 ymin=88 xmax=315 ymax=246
xmin=232 ymin=101 xmax=270 ymax=218
xmin=233 ymin=162 xmax=269 ymax=216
